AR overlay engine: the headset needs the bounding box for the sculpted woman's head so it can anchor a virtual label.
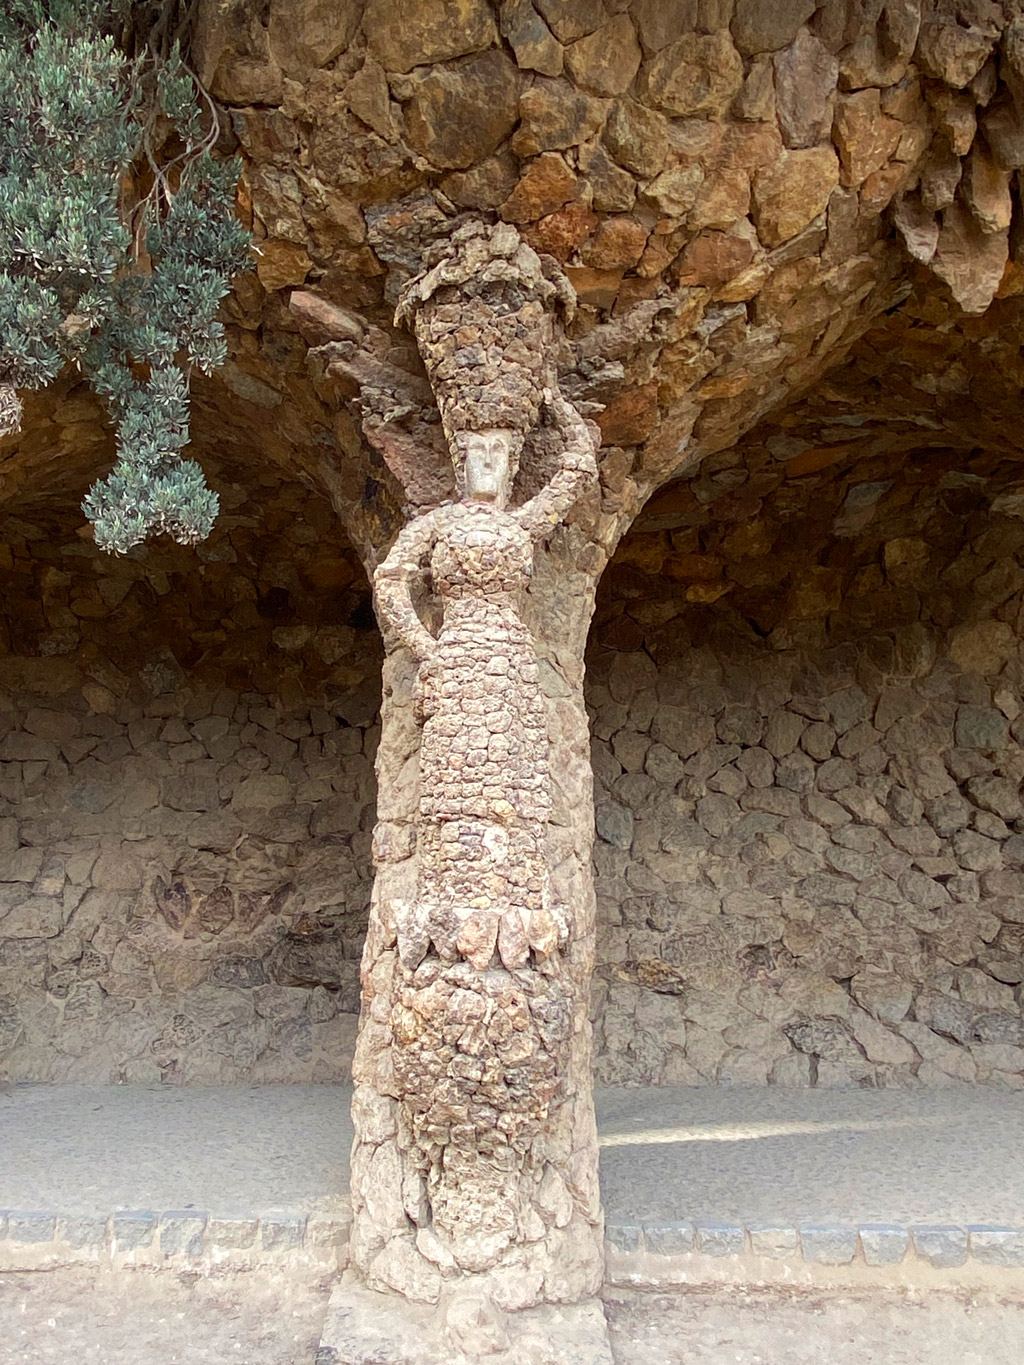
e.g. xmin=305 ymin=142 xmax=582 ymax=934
xmin=453 ymin=428 xmax=523 ymax=508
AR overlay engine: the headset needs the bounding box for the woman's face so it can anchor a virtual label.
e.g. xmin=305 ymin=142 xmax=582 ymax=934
xmin=460 ymin=429 xmax=516 ymax=507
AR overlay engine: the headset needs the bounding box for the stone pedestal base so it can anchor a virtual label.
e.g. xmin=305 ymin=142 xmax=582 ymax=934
xmin=316 ymin=1278 xmax=614 ymax=1365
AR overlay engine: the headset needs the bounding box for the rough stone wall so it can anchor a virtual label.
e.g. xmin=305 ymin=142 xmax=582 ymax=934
xmin=589 ymin=417 xmax=1024 ymax=1090
xmin=0 ymin=468 xmax=381 ymax=1083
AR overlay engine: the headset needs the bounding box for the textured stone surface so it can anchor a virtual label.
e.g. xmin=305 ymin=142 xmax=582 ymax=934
xmin=0 ymin=475 xmax=378 ymax=1084
xmin=590 ymin=367 xmax=1024 ymax=1092
xmin=348 ymin=223 xmax=604 ymax=1331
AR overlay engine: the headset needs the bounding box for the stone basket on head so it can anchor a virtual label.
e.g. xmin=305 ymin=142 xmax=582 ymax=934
xmin=395 ymin=220 xmax=576 ymax=491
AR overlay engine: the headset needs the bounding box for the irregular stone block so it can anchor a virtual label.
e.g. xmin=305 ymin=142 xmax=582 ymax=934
xmin=799 ymin=1225 xmax=857 ymax=1265
xmin=859 ymin=1224 xmax=909 ymax=1266
xmin=968 ymin=1226 xmax=1024 ymax=1268
xmin=643 ymin=33 xmax=743 ymax=120
xmin=111 ymin=1211 xmax=158 ymax=1253
xmin=694 ymin=1222 xmax=745 ymax=1257
xmin=732 ymin=0 xmax=817 ymax=56
xmin=774 ymin=29 xmax=836 ymax=149
xmin=749 ymin=1224 xmax=799 ymax=1258
xmin=751 ymin=148 xmax=839 ymax=249
xmin=6 ymin=1212 xmax=56 ymax=1243
xmin=911 ymin=1225 xmax=968 ymax=1268
xmin=260 ymin=1212 xmax=307 ymax=1253
xmin=363 ymin=0 xmax=498 ymax=73
xmin=159 ymin=1211 xmax=208 ymax=1258
xmin=643 ymin=1220 xmax=695 ymax=1256
xmin=57 ymin=1214 xmax=109 ymax=1251
xmin=306 ymin=1215 xmax=351 ymax=1251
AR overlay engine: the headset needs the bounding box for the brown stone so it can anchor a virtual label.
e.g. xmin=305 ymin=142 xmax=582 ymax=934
xmin=194 ymin=1 xmax=284 ymax=106
xmin=664 ymin=551 xmax=724 ymax=582
xmin=689 ymin=167 xmax=751 ymax=230
xmin=751 ymin=147 xmax=839 ymax=248
xmin=499 ymin=0 xmax=564 ymax=76
xmin=731 ymin=0 xmax=816 ymax=57
xmin=267 ymin=0 xmax=361 ymax=81
xmin=255 ymin=240 xmax=312 ymax=291
xmin=724 ymin=122 xmax=784 ymax=174
xmin=642 ymin=33 xmax=744 ymax=119
xmin=915 ymin=14 xmax=996 ymax=87
xmin=363 ymin=0 xmax=498 ymax=74
xmin=500 ymin=153 xmax=578 ymax=223
xmin=787 ymin=566 xmax=843 ymax=619
xmin=931 ymin=201 xmax=1009 ymax=314
xmin=641 ymin=165 xmax=704 ymax=218
xmin=577 ymin=142 xmax=638 ymax=212
xmin=521 ymin=202 xmax=598 ymax=260
xmin=564 ymin=266 xmax=623 ymax=309
xmin=596 ymin=384 xmax=659 ymax=446
xmin=403 ymin=51 xmax=520 ymax=170
xmin=918 ymin=141 xmax=963 ymax=212
xmin=982 ymin=97 xmax=1024 ymax=171
xmin=603 ymin=100 xmax=670 ymax=179
xmin=511 ymin=79 xmax=606 ymax=158
xmin=582 ymin=217 xmax=649 ymax=270
xmin=675 ymin=231 xmax=755 ymax=288
xmin=785 ymin=440 xmax=862 ymax=477
xmin=345 ymin=60 xmax=396 ymax=141
xmin=774 ymin=29 xmax=837 ymax=149
xmin=441 ymin=152 xmax=519 ymax=210
xmin=732 ymin=55 xmax=774 ymax=122
xmin=635 ymin=231 xmax=675 ymax=278
xmin=928 ymin=88 xmax=976 ymax=157
xmin=963 ymin=141 xmax=1012 ymax=235
xmin=859 ymin=163 xmax=909 ymax=214
xmin=534 ymin=0 xmax=608 ymax=44
xmin=288 ymin=292 xmax=365 ymax=347
xmin=564 ymin=14 xmax=642 ymax=97
xmin=832 ymin=90 xmax=902 ymax=189
xmin=838 ymin=2 xmax=920 ymax=88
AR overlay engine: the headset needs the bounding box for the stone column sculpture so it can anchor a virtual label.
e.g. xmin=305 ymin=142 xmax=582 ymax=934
xmin=327 ymin=224 xmax=612 ymax=1363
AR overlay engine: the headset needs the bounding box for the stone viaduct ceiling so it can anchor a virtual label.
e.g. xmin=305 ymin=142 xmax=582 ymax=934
xmin=4 ymin=0 xmax=1024 ymax=595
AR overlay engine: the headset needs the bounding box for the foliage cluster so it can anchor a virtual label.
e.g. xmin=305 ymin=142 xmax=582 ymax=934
xmin=0 ymin=0 xmax=249 ymax=552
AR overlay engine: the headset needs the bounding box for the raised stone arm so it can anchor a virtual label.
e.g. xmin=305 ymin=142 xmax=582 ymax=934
xmin=515 ymin=388 xmax=599 ymax=541
xmin=372 ymin=513 xmax=439 ymax=664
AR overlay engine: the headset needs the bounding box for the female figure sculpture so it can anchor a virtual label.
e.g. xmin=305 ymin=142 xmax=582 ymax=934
xmin=374 ymin=391 xmax=597 ymax=975
xmin=347 ymin=223 xmax=605 ymax=1353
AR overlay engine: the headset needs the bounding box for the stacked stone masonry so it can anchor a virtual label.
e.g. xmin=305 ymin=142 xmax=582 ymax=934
xmin=0 ymin=468 xmax=382 ymax=1083
xmin=590 ymin=350 xmax=1024 ymax=1091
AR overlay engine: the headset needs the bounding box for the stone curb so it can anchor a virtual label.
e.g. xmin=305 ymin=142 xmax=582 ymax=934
xmin=0 ymin=1208 xmax=349 ymax=1267
xmin=605 ymin=1215 xmax=1024 ymax=1270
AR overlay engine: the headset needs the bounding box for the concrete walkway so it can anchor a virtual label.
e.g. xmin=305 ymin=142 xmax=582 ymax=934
xmin=2 ymin=1084 xmax=1023 ymax=1276
xmin=596 ymin=1086 xmax=1024 ymax=1227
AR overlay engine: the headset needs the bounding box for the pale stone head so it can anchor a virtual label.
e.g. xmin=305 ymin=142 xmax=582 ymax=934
xmin=453 ymin=429 xmax=523 ymax=508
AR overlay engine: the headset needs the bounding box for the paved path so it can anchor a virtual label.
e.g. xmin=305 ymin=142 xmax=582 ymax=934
xmin=0 ymin=1084 xmax=353 ymax=1217
xmin=596 ymin=1086 xmax=1024 ymax=1227
xmin=2 ymin=1083 xmax=1023 ymax=1229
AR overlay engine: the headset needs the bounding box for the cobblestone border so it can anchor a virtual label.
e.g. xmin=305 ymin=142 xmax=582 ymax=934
xmin=5 ymin=1205 xmax=1023 ymax=1276
xmin=0 ymin=1208 xmax=349 ymax=1267
xmin=605 ymin=1215 xmax=1024 ymax=1269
